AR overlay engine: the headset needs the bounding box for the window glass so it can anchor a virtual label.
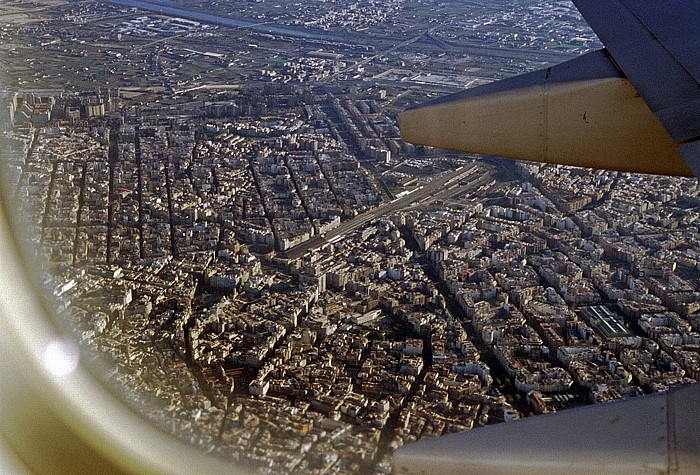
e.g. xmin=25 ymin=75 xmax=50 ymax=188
xmin=2 ymin=1 xmax=698 ymax=473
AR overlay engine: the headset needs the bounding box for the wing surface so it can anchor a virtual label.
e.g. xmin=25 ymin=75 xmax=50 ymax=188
xmin=393 ymin=383 xmax=700 ymax=474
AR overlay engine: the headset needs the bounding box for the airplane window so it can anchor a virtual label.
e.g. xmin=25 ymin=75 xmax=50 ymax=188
xmin=0 ymin=1 xmax=698 ymax=474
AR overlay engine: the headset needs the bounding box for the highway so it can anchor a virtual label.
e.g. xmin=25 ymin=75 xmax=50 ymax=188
xmin=325 ymin=27 xmax=437 ymax=81
xmin=283 ymin=163 xmax=489 ymax=260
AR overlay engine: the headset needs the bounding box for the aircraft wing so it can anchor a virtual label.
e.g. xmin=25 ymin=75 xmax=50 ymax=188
xmin=399 ymin=0 xmax=700 ymax=177
xmin=393 ymin=383 xmax=700 ymax=475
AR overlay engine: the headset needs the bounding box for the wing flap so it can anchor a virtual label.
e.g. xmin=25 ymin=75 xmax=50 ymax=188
xmin=620 ymin=0 xmax=700 ymax=86
xmin=678 ymin=140 xmax=700 ymax=177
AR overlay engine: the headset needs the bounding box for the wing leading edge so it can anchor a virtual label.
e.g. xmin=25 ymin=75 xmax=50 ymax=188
xmin=399 ymin=0 xmax=700 ymax=177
